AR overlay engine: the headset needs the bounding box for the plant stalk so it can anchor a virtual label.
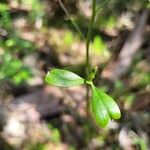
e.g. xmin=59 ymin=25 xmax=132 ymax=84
xmin=86 ymin=0 xmax=96 ymax=115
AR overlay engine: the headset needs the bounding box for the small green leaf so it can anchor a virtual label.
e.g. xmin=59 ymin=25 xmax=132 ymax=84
xmin=95 ymin=88 xmax=121 ymax=119
xmin=45 ymin=69 xmax=84 ymax=87
xmin=91 ymin=87 xmax=110 ymax=127
xmin=91 ymin=86 xmax=121 ymax=127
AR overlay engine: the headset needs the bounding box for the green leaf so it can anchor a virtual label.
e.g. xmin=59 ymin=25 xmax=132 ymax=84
xmin=45 ymin=69 xmax=84 ymax=87
xmin=91 ymin=87 xmax=110 ymax=127
xmin=95 ymin=88 xmax=121 ymax=119
xmin=91 ymin=86 xmax=121 ymax=127
xmin=92 ymin=36 xmax=107 ymax=54
xmin=0 ymin=3 xmax=9 ymax=12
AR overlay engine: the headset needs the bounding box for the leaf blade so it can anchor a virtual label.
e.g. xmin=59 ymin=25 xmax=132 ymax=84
xmin=91 ymin=87 xmax=110 ymax=127
xmin=95 ymin=88 xmax=121 ymax=120
xmin=45 ymin=69 xmax=84 ymax=87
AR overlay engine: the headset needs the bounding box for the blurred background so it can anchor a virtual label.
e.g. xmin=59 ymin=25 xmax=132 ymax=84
xmin=0 ymin=0 xmax=150 ymax=150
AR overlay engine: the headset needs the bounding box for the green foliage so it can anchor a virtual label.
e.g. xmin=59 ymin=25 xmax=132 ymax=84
xmin=48 ymin=124 xmax=61 ymax=143
xmin=0 ymin=3 xmax=9 ymax=11
xmin=105 ymin=15 xmax=117 ymax=29
xmin=45 ymin=69 xmax=84 ymax=87
xmin=0 ymin=37 xmax=33 ymax=85
xmin=0 ymin=2 xmax=35 ymax=85
xmin=30 ymin=0 xmax=44 ymax=23
xmin=131 ymin=60 xmax=150 ymax=87
xmin=146 ymin=2 xmax=150 ymax=8
xmin=88 ymin=66 xmax=97 ymax=81
xmin=27 ymin=124 xmax=61 ymax=150
xmin=114 ymin=80 xmax=124 ymax=90
xmin=96 ymin=15 xmax=117 ymax=30
xmin=64 ymin=31 xmax=74 ymax=46
xmin=45 ymin=68 xmax=121 ymax=127
xmin=124 ymin=94 xmax=135 ymax=110
xmin=4 ymin=37 xmax=35 ymax=53
xmin=91 ymin=86 xmax=121 ymax=127
xmin=134 ymin=137 xmax=148 ymax=150
xmin=45 ymin=0 xmax=121 ymax=128
xmin=91 ymin=87 xmax=110 ymax=127
xmin=132 ymin=71 xmax=150 ymax=87
xmin=0 ymin=53 xmax=31 ymax=85
xmin=19 ymin=0 xmax=44 ymax=23
xmin=0 ymin=3 xmax=11 ymax=29
xmin=28 ymin=143 xmax=46 ymax=150
xmin=91 ymin=36 xmax=108 ymax=55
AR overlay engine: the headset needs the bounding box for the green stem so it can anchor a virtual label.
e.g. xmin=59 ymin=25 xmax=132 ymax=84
xmin=86 ymin=0 xmax=96 ymax=78
xmin=86 ymin=0 xmax=96 ymax=115
xmin=86 ymin=80 xmax=94 ymax=87
xmin=58 ymin=0 xmax=85 ymax=40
